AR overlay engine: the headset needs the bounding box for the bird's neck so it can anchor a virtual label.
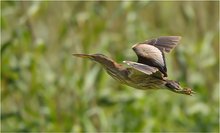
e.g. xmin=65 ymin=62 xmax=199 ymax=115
xmin=101 ymin=61 xmax=123 ymax=73
xmin=97 ymin=59 xmax=127 ymax=81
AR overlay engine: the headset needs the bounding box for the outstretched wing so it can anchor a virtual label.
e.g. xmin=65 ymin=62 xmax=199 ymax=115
xmin=143 ymin=36 xmax=181 ymax=53
xmin=123 ymin=61 xmax=163 ymax=79
xmin=132 ymin=44 xmax=167 ymax=77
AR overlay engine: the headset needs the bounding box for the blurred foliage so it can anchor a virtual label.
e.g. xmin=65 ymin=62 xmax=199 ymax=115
xmin=1 ymin=1 xmax=219 ymax=132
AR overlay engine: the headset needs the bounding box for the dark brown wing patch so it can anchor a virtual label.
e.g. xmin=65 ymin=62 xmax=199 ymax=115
xmin=143 ymin=36 xmax=181 ymax=53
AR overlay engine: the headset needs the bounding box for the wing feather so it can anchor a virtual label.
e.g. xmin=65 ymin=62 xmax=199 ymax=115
xmin=143 ymin=36 xmax=181 ymax=53
xmin=123 ymin=61 xmax=158 ymax=75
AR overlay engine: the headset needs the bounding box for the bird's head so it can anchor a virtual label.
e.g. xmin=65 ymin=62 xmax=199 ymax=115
xmin=165 ymin=80 xmax=195 ymax=96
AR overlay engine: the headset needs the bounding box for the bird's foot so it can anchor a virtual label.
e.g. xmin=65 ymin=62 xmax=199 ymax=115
xmin=176 ymin=88 xmax=196 ymax=96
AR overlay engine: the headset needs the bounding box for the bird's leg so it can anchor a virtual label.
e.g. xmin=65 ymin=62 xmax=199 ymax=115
xmin=165 ymin=80 xmax=195 ymax=96
xmin=174 ymin=88 xmax=196 ymax=96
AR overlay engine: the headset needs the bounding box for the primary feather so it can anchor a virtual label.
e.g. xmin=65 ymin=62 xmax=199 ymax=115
xmin=143 ymin=36 xmax=181 ymax=52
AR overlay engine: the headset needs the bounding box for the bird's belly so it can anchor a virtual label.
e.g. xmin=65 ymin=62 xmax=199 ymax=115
xmin=105 ymin=68 xmax=165 ymax=90
xmin=125 ymin=82 xmax=163 ymax=90
xmin=124 ymin=77 xmax=165 ymax=90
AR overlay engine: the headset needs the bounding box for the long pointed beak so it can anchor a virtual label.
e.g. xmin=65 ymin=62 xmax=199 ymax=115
xmin=72 ymin=54 xmax=93 ymax=59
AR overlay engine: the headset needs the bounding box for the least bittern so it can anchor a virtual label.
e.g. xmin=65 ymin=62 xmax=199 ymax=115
xmin=73 ymin=36 xmax=195 ymax=95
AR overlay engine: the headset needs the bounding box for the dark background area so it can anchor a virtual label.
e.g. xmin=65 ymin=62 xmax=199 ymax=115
xmin=1 ymin=1 xmax=219 ymax=132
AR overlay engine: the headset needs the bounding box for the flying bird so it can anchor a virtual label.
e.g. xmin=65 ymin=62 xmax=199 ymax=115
xmin=73 ymin=36 xmax=195 ymax=95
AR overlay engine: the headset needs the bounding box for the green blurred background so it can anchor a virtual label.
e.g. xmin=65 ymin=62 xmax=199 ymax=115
xmin=1 ymin=1 xmax=219 ymax=132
